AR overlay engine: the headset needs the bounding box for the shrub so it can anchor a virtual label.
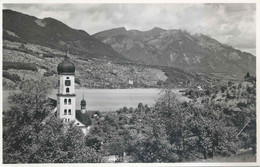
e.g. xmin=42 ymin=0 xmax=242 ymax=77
xmin=237 ymin=102 xmax=247 ymax=108
xmin=244 ymin=72 xmax=250 ymax=79
xmin=3 ymin=71 xmax=21 ymax=83
xmin=42 ymin=53 xmax=55 ymax=58
xmin=238 ymin=83 xmax=242 ymax=89
xmin=43 ymin=71 xmax=53 ymax=77
xmin=39 ymin=65 xmax=49 ymax=70
xmin=220 ymin=85 xmax=227 ymax=93
xmin=211 ymin=94 xmax=217 ymax=100
xmin=75 ymin=78 xmax=81 ymax=85
xmin=228 ymin=81 xmax=233 ymax=87
xmin=3 ymin=61 xmax=38 ymax=71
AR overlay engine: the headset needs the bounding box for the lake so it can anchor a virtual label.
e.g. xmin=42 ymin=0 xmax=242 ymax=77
xmin=3 ymin=88 xmax=189 ymax=112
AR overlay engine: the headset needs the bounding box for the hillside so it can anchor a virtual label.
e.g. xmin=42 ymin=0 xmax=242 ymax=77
xmin=93 ymin=27 xmax=256 ymax=79
xmin=3 ymin=10 xmax=207 ymax=90
xmin=3 ymin=9 xmax=127 ymax=61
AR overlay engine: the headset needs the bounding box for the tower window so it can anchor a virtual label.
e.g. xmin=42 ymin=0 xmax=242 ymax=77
xmin=68 ymin=99 xmax=71 ymax=105
xmin=68 ymin=119 xmax=70 ymax=122
xmin=64 ymin=109 xmax=67 ymax=115
xmin=64 ymin=99 xmax=67 ymax=105
xmin=58 ymin=80 xmax=60 ymax=86
xmin=68 ymin=109 xmax=71 ymax=115
xmin=66 ymin=88 xmax=70 ymax=93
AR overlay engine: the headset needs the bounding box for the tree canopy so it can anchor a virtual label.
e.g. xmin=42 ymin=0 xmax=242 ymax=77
xmin=3 ymin=79 xmax=102 ymax=163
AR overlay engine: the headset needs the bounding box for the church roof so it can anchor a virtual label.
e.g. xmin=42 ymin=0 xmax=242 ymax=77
xmin=76 ymin=110 xmax=92 ymax=126
xmin=57 ymin=57 xmax=75 ymax=74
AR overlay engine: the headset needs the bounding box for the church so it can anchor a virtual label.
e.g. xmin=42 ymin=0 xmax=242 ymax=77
xmin=56 ymin=57 xmax=88 ymax=127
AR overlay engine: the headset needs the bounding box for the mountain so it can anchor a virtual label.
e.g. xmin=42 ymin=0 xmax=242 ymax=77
xmin=3 ymin=9 xmax=209 ymax=90
xmin=3 ymin=9 xmax=127 ymax=61
xmin=93 ymin=27 xmax=256 ymax=78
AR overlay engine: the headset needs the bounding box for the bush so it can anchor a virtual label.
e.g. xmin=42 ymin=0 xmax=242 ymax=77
xmin=43 ymin=71 xmax=55 ymax=77
xmin=211 ymin=94 xmax=217 ymax=100
xmin=220 ymin=85 xmax=227 ymax=93
xmin=138 ymin=103 xmax=144 ymax=109
xmin=226 ymin=92 xmax=235 ymax=99
xmin=3 ymin=71 xmax=21 ymax=83
xmin=238 ymin=83 xmax=242 ymax=89
xmin=246 ymin=86 xmax=255 ymax=95
xmin=244 ymin=72 xmax=250 ymax=79
xmin=237 ymin=102 xmax=248 ymax=108
xmin=39 ymin=65 xmax=49 ymax=70
xmin=75 ymin=78 xmax=81 ymax=85
xmin=3 ymin=61 xmax=38 ymax=71
xmin=228 ymin=81 xmax=233 ymax=87
xmin=42 ymin=53 xmax=55 ymax=58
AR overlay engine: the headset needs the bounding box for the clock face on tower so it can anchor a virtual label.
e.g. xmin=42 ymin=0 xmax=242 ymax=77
xmin=65 ymin=80 xmax=71 ymax=86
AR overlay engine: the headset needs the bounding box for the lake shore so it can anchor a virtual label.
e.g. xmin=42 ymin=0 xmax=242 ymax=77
xmin=3 ymin=88 xmax=189 ymax=112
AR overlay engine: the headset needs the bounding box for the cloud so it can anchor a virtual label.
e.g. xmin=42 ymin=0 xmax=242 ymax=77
xmin=3 ymin=3 xmax=256 ymax=55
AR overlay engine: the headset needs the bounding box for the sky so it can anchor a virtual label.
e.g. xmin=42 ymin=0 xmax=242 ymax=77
xmin=3 ymin=3 xmax=256 ymax=55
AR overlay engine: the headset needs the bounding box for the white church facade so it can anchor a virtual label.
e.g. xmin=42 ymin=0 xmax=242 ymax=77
xmin=56 ymin=57 xmax=86 ymax=127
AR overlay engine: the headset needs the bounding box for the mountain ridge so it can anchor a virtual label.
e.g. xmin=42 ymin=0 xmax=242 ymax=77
xmin=3 ymin=9 xmax=128 ymax=62
xmin=93 ymin=27 xmax=256 ymax=78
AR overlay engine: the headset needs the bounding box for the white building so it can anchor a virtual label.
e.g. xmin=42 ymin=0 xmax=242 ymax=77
xmin=128 ymin=80 xmax=133 ymax=85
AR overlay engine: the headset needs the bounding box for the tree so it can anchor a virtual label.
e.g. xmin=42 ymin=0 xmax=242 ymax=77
xmin=3 ymin=79 xmax=52 ymax=163
xmin=189 ymin=103 xmax=238 ymax=158
xmin=220 ymin=85 xmax=227 ymax=93
xmin=75 ymin=78 xmax=81 ymax=85
xmin=108 ymin=142 xmax=125 ymax=157
xmin=245 ymin=72 xmax=250 ymax=79
xmin=238 ymin=83 xmax=242 ymax=89
xmin=127 ymin=119 xmax=178 ymax=162
xmin=3 ymin=79 xmax=102 ymax=163
xmin=155 ymin=88 xmax=195 ymax=161
xmin=154 ymin=88 xmax=240 ymax=161
xmin=138 ymin=103 xmax=144 ymax=109
xmin=228 ymin=81 xmax=233 ymax=87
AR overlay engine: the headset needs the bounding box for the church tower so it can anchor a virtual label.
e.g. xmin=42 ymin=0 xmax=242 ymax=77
xmin=57 ymin=57 xmax=76 ymax=124
xmin=80 ymin=95 xmax=87 ymax=114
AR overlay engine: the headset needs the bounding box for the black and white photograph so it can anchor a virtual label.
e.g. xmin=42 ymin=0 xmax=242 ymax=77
xmin=1 ymin=1 xmax=258 ymax=165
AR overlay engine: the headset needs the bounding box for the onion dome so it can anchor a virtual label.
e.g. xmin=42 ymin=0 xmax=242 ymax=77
xmin=57 ymin=57 xmax=75 ymax=74
xmin=81 ymin=99 xmax=86 ymax=106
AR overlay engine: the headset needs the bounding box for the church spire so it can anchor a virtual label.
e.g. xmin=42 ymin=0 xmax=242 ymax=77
xmin=65 ymin=44 xmax=69 ymax=59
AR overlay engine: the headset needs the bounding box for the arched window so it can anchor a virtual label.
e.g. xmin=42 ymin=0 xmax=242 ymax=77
xmin=64 ymin=99 xmax=67 ymax=105
xmin=68 ymin=119 xmax=70 ymax=122
xmin=68 ymin=99 xmax=71 ymax=105
xmin=64 ymin=109 xmax=67 ymax=115
xmin=66 ymin=88 xmax=70 ymax=93
xmin=68 ymin=109 xmax=71 ymax=115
